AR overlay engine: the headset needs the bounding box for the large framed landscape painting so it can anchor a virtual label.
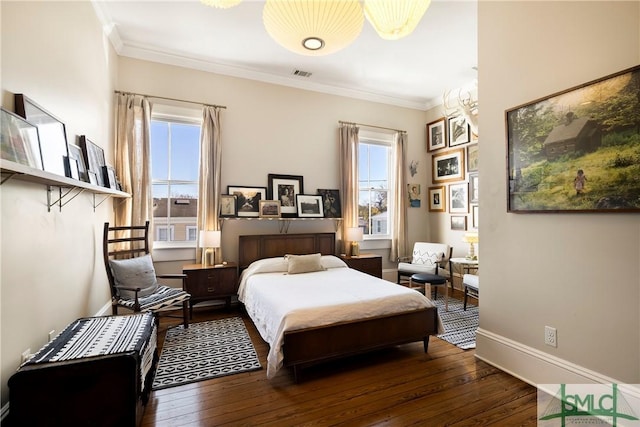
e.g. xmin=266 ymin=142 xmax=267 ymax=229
xmin=506 ymin=65 xmax=640 ymax=213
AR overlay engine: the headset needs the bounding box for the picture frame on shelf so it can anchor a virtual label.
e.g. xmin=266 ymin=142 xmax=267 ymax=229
xmin=259 ymin=200 xmax=281 ymax=218
xmin=469 ymin=172 xmax=479 ymax=203
xmin=228 ymin=185 xmax=266 ymax=217
xmin=448 ymin=116 xmax=470 ymax=146
xmin=296 ymin=194 xmax=324 ymax=218
xmin=102 ymin=165 xmax=118 ymax=189
xmin=67 ymin=143 xmax=88 ymax=182
xmin=317 ymin=189 xmax=342 ymax=218
xmin=88 ymin=171 xmax=98 ymax=186
xmin=472 ymin=205 xmax=479 ymax=229
xmin=450 ymin=215 xmax=467 ymax=231
xmin=79 ymin=135 xmax=106 ymax=187
xmin=426 ymin=117 xmax=447 ymax=152
xmin=432 ymin=148 xmax=465 ymax=183
xmin=466 ymin=144 xmax=478 ymax=172
xmin=64 ymin=156 xmax=80 ymax=180
xmin=0 ymin=108 xmax=43 ymax=170
xmin=449 ymin=182 xmax=469 ymax=213
xmin=506 ymin=64 xmax=640 ymax=213
xmin=268 ymin=173 xmax=303 ymax=217
xmin=428 ymin=186 xmax=446 ymax=212
xmin=14 ymin=94 xmax=68 ymax=177
xmin=220 ymin=194 xmax=237 ymax=218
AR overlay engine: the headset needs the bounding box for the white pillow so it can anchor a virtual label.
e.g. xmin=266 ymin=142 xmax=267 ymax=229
xmin=285 ymin=253 xmax=326 ymax=274
xmin=108 ymin=254 xmax=159 ymax=299
xmin=320 ymin=255 xmax=348 ymax=269
xmin=246 ymin=257 xmax=289 ymax=274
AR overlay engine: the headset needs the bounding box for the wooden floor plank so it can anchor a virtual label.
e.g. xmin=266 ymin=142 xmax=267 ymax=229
xmin=142 ymin=300 xmax=538 ymax=426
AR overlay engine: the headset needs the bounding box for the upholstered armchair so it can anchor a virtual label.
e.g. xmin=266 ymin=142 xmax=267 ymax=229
xmin=397 ymin=242 xmax=452 ymax=285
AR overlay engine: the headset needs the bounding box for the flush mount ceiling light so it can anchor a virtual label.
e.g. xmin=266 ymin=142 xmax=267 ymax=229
xmin=363 ymin=0 xmax=431 ymax=40
xmin=263 ymin=0 xmax=364 ymax=56
xmin=200 ymin=0 xmax=242 ymax=9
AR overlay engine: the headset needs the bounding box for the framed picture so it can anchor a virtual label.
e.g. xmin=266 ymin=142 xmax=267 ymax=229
xmin=428 ymin=186 xmax=446 ymax=212
xmin=432 ymin=148 xmax=465 ymax=183
xmin=259 ymin=200 xmax=281 ymax=218
xmin=426 ymin=117 xmax=447 ymax=152
xmin=471 ymin=205 xmax=479 ymax=229
xmin=408 ymin=183 xmax=421 ymax=208
xmin=79 ymin=135 xmax=106 ymax=187
xmin=268 ymin=174 xmax=303 ymax=217
xmin=88 ymin=171 xmax=98 ymax=186
xmin=228 ymin=185 xmax=266 ymax=217
xmin=67 ymin=143 xmax=88 ymax=182
xmin=467 ymin=144 xmax=478 ymax=172
xmin=507 ymin=65 xmax=640 ymax=213
xmin=1 ymin=108 xmax=43 ymax=170
xmin=14 ymin=94 xmax=68 ymax=177
xmin=317 ymin=189 xmax=342 ymax=218
xmin=296 ymin=194 xmax=324 ymax=218
xmin=448 ymin=116 xmax=470 ymax=146
xmin=220 ymin=194 xmax=237 ymax=217
xmin=450 ymin=215 xmax=467 ymax=231
xmin=64 ymin=156 xmax=80 ymax=180
xmin=449 ymin=182 xmax=468 ymax=213
xmin=469 ymin=172 xmax=479 ymax=203
xmin=102 ymin=165 xmax=117 ymax=189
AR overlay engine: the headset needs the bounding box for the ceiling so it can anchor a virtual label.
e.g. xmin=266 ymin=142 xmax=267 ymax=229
xmin=93 ymin=0 xmax=478 ymax=110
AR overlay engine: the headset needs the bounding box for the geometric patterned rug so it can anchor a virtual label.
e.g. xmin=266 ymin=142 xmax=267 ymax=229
xmin=152 ymin=317 xmax=262 ymax=390
xmin=433 ymin=294 xmax=479 ymax=350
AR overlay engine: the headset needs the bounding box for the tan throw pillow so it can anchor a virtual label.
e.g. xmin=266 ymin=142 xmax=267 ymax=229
xmin=286 ymin=253 xmax=326 ymax=274
xmin=108 ymin=254 xmax=159 ymax=299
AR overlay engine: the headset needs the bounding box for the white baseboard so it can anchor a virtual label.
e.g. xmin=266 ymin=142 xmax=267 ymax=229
xmin=475 ymin=328 xmax=628 ymax=386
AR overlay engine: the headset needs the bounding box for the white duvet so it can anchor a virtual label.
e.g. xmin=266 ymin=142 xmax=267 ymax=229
xmin=238 ymin=255 xmax=440 ymax=378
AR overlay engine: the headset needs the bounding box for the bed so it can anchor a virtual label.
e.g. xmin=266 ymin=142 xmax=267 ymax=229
xmin=238 ymin=233 xmax=441 ymax=381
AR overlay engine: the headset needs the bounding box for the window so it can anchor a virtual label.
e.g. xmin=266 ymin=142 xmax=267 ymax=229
xmin=150 ymin=110 xmax=201 ymax=247
xmin=358 ymin=131 xmax=394 ymax=239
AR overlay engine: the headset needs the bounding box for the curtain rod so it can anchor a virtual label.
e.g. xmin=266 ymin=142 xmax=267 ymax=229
xmin=114 ymin=90 xmax=227 ymax=110
xmin=338 ymin=120 xmax=406 ymax=134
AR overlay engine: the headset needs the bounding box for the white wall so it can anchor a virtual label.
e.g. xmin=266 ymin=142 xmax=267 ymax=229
xmin=1 ymin=1 xmax=118 ymax=405
xmin=117 ymin=58 xmax=431 ymax=270
xmin=476 ymin=1 xmax=640 ymax=384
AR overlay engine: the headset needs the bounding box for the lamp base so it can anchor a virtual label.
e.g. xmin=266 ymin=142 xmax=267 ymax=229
xmin=351 ymin=242 xmax=360 ymax=257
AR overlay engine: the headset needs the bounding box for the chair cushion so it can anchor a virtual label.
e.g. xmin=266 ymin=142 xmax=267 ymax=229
xmin=411 ymin=273 xmax=447 ymax=285
xmin=398 ymin=262 xmax=438 ymax=275
xmin=109 ymin=254 xmax=159 ymax=299
xmin=463 ymin=274 xmax=479 ymax=290
xmin=117 ymin=285 xmax=190 ymax=312
xmin=411 ymin=242 xmax=449 ymax=266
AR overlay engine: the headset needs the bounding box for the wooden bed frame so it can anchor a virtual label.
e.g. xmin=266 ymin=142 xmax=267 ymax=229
xmin=238 ymin=232 xmax=439 ymax=381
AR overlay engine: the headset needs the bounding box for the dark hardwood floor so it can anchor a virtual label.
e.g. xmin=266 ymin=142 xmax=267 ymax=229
xmin=143 ymin=293 xmax=538 ymax=426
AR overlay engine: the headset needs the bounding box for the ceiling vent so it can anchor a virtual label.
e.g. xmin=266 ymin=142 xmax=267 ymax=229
xmin=293 ymin=69 xmax=312 ymax=78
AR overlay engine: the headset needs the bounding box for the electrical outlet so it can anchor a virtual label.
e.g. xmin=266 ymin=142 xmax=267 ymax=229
xmin=48 ymin=330 xmax=56 ymax=341
xmin=21 ymin=348 xmax=32 ymax=364
xmin=545 ymin=326 xmax=557 ymax=347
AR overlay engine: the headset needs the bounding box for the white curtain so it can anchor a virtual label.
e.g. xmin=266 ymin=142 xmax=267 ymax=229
xmin=390 ymin=131 xmax=408 ymax=261
xmin=114 ymin=94 xmax=152 ymax=236
xmin=197 ymin=106 xmax=222 ymax=263
xmin=339 ymin=123 xmax=359 ymax=254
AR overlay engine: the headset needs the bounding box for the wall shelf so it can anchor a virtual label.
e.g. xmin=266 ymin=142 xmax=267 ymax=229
xmin=1 ymin=159 xmax=130 ymax=212
xmin=220 ymin=217 xmax=342 ymax=233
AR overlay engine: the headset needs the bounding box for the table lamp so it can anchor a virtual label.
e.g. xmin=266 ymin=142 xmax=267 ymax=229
xmin=463 ymin=232 xmax=479 ymax=260
xmin=199 ymin=230 xmax=221 ymax=267
xmin=345 ymin=227 xmax=363 ymax=257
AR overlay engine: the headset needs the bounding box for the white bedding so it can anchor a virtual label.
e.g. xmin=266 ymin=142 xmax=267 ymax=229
xmin=238 ymin=255 xmax=441 ymax=378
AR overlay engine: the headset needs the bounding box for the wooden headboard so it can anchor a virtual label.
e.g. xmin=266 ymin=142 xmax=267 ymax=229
xmin=238 ymin=233 xmax=336 ymax=269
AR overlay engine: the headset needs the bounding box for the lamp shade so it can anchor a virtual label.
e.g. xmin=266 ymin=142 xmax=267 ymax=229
xmin=200 ymin=0 xmax=242 ymax=8
xmin=199 ymin=230 xmax=221 ymax=248
xmin=363 ymin=0 xmax=431 ymax=40
xmin=345 ymin=227 xmax=364 ymax=242
xmin=463 ymin=232 xmax=478 ymax=244
xmin=263 ymin=0 xmax=364 ymax=56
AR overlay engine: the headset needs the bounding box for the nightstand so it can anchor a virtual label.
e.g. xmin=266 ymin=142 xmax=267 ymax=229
xmin=340 ymin=254 xmax=382 ymax=278
xmin=182 ymin=263 xmax=238 ymax=316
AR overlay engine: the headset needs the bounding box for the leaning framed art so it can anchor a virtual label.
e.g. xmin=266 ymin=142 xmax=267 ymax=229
xmin=432 ymin=148 xmax=465 ymax=183
xmin=1 ymin=108 xmax=43 ymax=169
xmin=268 ymin=173 xmax=303 ymax=217
xmin=426 ymin=117 xmax=447 ymax=152
xmin=296 ymin=194 xmax=324 ymax=218
xmin=228 ymin=185 xmax=266 ymax=217
xmin=506 ymin=64 xmax=640 ymax=213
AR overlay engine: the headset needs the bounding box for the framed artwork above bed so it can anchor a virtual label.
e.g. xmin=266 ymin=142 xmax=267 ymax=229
xmin=268 ymin=174 xmax=303 ymax=217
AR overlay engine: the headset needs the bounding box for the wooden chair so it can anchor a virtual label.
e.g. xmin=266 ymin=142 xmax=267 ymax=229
xmin=103 ymin=221 xmax=190 ymax=328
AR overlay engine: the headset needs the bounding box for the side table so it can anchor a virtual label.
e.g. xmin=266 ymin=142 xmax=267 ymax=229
xmin=340 ymin=254 xmax=382 ymax=278
xmin=449 ymin=257 xmax=479 ymax=291
xmin=182 ymin=263 xmax=239 ymax=316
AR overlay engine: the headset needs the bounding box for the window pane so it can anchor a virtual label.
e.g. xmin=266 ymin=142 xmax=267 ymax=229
xmin=358 ymin=140 xmax=391 ymax=237
xmin=150 ymin=121 xmax=169 ymax=180
xmin=170 ymin=123 xmax=200 ymax=181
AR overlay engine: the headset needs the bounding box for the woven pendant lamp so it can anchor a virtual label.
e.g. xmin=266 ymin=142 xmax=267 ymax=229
xmin=200 ymin=0 xmax=242 ymax=9
xmin=364 ymin=0 xmax=431 ymax=40
xmin=263 ymin=0 xmax=364 ymax=56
